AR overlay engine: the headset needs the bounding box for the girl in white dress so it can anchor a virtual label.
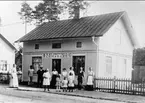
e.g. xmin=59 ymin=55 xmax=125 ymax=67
xmin=86 ymin=67 xmax=95 ymax=91
xmin=62 ymin=77 xmax=68 ymax=92
xmin=43 ymin=68 xmax=51 ymax=91
xmin=68 ymin=72 xmax=75 ymax=92
xmin=61 ymin=68 xmax=68 ymax=80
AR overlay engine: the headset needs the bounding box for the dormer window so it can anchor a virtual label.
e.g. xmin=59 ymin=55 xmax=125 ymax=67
xmin=35 ymin=44 xmax=39 ymax=49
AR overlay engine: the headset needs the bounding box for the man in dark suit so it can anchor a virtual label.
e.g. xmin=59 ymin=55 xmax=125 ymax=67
xmin=37 ymin=66 xmax=44 ymax=88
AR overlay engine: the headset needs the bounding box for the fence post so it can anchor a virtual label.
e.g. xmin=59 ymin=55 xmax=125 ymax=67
xmin=113 ymin=76 xmax=116 ymax=93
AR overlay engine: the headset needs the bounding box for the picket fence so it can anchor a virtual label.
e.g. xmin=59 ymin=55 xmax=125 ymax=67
xmin=95 ymin=77 xmax=145 ymax=96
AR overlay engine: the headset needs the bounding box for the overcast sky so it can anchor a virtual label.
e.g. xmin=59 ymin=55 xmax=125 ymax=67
xmin=0 ymin=1 xmax=145 ymax=47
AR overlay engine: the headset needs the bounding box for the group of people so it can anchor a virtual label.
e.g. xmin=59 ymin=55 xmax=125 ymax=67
xmin=7 ymin=64 xmax=95 ymax=92
xmin=28 ymin=65 xmax=95 ymax=92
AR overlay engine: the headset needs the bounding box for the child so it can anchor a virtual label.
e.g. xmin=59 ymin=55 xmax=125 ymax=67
xmin=68 ymin=72 xmax=75 ymax=92
xmin=62 ymin=77 xmax=68 ymax=92
xmin=56 ymin=74 xmax=61 ymax=92
xmin=43 ymin=68 xmax=51 ymax=92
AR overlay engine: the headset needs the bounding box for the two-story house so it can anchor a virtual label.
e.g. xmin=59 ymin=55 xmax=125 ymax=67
xmin=17 ymin=11 xmax=139 ymax=82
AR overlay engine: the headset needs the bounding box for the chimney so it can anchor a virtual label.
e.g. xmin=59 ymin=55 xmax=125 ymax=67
xmin=73 ymin=6 xmax=80 ymax=19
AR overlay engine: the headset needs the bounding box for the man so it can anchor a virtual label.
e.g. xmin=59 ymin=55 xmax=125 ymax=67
xmin=37 ymin=66 xmax=44 ymax=88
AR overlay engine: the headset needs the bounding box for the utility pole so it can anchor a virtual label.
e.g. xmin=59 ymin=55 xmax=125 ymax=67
xmin=25 ymin=0 xmax=27 ymax=36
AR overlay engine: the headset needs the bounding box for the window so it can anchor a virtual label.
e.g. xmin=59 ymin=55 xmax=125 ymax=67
xmin=32 ymin=57 xmax=42 ymax=73
xmin=105 ymin=56 xmax=112 ymax=75
xmin=123 ymin=59 xmax=127 ymax=76
xmin=52 ymin=43 xmax=61 ymax=49
xmin=76 ymin=42 xmax=82 ymax=48
xmin=0 ymin=60 xmax=7 ymax=72
xmin=73 ymin=56 xmax=85 ymax=75
xmin=35 ymin=44 xmax=39 ymax=49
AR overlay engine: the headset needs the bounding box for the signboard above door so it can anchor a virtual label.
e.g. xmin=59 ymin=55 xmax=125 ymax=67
xmin=43 ymin=53 xmax=72 ymax=58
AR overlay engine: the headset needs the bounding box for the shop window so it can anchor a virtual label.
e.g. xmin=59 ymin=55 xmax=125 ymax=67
xmin=76 ymin=42 xmax=82 ymax=48
xmin=52 ymin=43 xmax=61 ymax=49
xmin=105 ymin=56 xmax=112 ymax=75
xmin=32 ymin=57 xmax=42 ymax=73
xmin=35 ymin=44 xmax=39 ymax=49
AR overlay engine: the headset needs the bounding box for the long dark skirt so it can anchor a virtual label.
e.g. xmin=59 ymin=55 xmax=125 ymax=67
xmin=85 ymin=85 xmax=94 ymax=91
xmin=78 ymin=77 xmax=83 ymax=90
xmin=50 ymin=75 xmax=57 ymax=89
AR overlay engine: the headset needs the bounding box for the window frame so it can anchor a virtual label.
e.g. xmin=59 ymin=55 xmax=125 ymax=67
xmin=105 ymin=56 xmax=112 ymax=75
xmin=123 ymin=58 xmax=127 ymax=76
xmin=35 ymin=44 xmax=39 ymax=49
xmin=0 ymin=60 xmax=8 ymax=72
xmin=52 ymin=43 xmax=61 ymax=49
xmin=76 ymin=42 xmax=82 ymax=48
xmin=32 ymin=56 xmax=42 ymax=74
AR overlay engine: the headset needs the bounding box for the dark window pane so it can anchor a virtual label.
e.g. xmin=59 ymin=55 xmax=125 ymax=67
xmin=76 ymin=42 xmax=82 ymax=48
xmin=52 ymin=43 xmax=61 ymax=49
xmin=35 ymin=44 xmax=39 ymax=49
xmin=32 ymin=57 xmax=42 ymax=73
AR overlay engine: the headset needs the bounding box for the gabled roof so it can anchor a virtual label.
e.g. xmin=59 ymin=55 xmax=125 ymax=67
xmin=17 ymin=11 xmax=125 ymax=42
xmin=0 ymin=34 xmax=16 ymax=51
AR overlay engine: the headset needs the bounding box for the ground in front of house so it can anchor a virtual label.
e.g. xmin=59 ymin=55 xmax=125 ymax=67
xmin=0 ymin=87 xmax=122 ymax=103
xmin=0 ymin=84 xmax=145 ymax=103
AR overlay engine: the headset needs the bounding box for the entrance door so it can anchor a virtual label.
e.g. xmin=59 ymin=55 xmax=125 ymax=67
xmin=52 ymin=59 xmax=61 ymax=74
xmin=73 ymin=56 xmax=85 ymax=75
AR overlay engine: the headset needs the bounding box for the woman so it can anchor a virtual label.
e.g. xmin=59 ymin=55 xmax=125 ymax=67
xmin=77 ymin=67 xmax=84 ymax=90
xmin=86 ymin=67 xmax=94 ymax=91
xmin=43 ymin=68 xmax=51 ymax=91
xmin=9 ymin=64 xmax=19 ymax=88
xmin=50 ymin=69 xmax=58 ymax=89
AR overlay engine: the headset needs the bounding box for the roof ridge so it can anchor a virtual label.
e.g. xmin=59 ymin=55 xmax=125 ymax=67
xmin=16 ymin=11 xmax=127 ymax=42
xmin=40 ymin=11 xmax=126 ymax=24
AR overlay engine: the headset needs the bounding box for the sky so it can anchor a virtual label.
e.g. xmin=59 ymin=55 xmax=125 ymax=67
xmin=0 ymin=1 xmax=145 ymax=48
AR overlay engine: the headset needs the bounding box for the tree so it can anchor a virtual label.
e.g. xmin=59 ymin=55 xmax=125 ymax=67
xmin=133 ymin=48 xmax=145 ymax=67
xmin=18 ymin=0 xmax=89 ymax=25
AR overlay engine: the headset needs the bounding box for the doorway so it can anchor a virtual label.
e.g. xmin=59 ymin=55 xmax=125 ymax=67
xmin=73 ymin=56 xmax=85 ymax=75
xmin=52 ymin=59 xmax=61 ymax=74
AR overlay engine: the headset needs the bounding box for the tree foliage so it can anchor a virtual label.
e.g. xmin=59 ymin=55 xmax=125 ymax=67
xmin=133 ymin=48 xmax=145 ymax=66
xmin=18 ymin=0 xmax=89 ymax=25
